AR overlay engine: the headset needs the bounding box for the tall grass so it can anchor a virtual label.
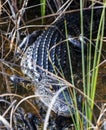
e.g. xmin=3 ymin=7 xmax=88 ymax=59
xmin=79 ymin=1 xmax=106 ymax=129
xmin=40 ymin=0 xmax=46 ymax=24
xmin=64 ymin=20 xmax=81 ymax=130
xmin=90 ymin=5 xmax=105 ymax=119
xmin=63 ymin=1 xmax=106 ymax=129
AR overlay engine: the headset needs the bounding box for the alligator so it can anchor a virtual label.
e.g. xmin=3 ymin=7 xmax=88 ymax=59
xmin=12 ymin=7 xmax=106 ymax=117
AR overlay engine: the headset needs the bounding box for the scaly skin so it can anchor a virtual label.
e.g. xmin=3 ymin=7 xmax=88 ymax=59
xmin=18 ymin=8 xmax=106 ymax=116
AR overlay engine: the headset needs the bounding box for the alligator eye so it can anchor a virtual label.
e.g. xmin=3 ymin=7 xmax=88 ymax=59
xmin=10 ymin=75 xmax=21 ymax=83
xmin=10 ymin=75 xmax=31 ymax=84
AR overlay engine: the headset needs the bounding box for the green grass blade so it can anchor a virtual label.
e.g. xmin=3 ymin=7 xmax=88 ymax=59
xmin=40 ymin=0 xmax=46 ymax=24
